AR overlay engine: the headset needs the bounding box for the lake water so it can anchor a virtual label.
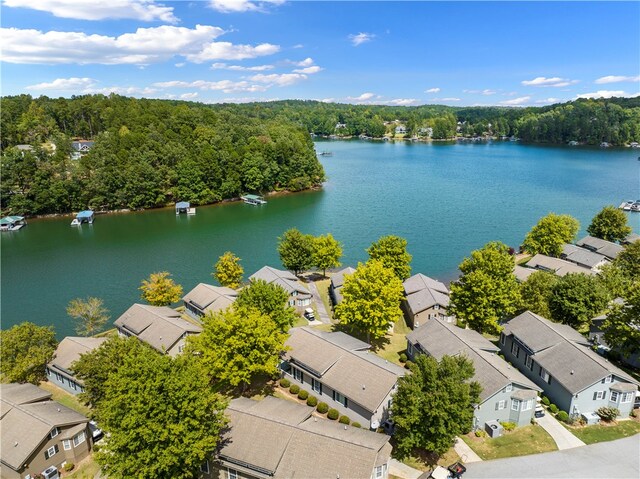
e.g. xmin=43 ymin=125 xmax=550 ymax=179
xmin=2 ymin=140 xmax=639 ymax=338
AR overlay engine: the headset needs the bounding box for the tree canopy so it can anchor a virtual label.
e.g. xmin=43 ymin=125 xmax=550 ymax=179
xmin=587 ymin=205 xmax=632 ymax=242
xmin=312 ymin=233 xmax=343 ymax=277
xmin=548 ymin=273 xmax=608 ymax=330
xmin=66 ymin=297 xmax=110 ymax=336
xmin=213 ymin=251 xmax=243 ymax=289
xmin=139 ymin=271 xmax=183 ymax=306
xmin=519 ymin=271 xmax=558 ymax=319
xmin=366 ymin=235 xmax=412 ymax=280
xmin=603 ymin=284 xmax=640 ymax=358
xmin=391 ymin=354 xmax=481 ymax=457
xmin=614 ymin=241 xmax=640 ymax=280
xmin=0 ymin=322 xmax=57 ymax=384
xmin=235 ymin=279 xmax=298 ymax=331
xmin=522 ymin=213 xmax=580 ymax=257
xmin=277 ymin=228 xmax=314 ymax=276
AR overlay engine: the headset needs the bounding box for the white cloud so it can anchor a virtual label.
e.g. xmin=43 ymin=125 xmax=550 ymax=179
xmin=521 ymin=76 xmax=579 ymax=87
xmin=185 ymin=42 xmax=279 ymax=62
xmin=594 ymin=75 xmax=640 ymax=84
xmin=385 ymin=98 xmax=419 ymax=106
xmin=536 ymin=98 xmax=561 ymax=104
xmin=319 ymin=98 xmax=335 ymax=103
xmin=463 ymin=89 xmax=497 ymax=95
xmin=3 ymin=0 xmax=178 ymax=22
xmin=26 ymin=77 xmax=96 ymax=90
xmin=208 ymin=0 xmax=285 ymax=13
xmin=211 ymin=62 xmax=274 ymax=71
xmin=500 ymin=96 xmax=531 ymax=105
xmin=348 ymin=32 xmax=375 ymax=46
xmin=206 ymin=96 xmax=281 ymax=104
xmin=430 ymin=97 xmax=461 ymax=102
xmin=84 ymin=85 xmax=159 ymax=96
xmin=425 ymin=87 xmax=440 ymax=93
xmin=292 ymin=44 xmax=304 ymax=49
xmin=294 ymin=57 xmax=314 ymax=67
xmin=153 ymin=79 xmax=268 ymax=93
xmin=347 ymin=92 xmax=376 ymax=102
xmin=293 ymin=65 xmax=322 ymax=74
xmin=180 ymin=92 xmax=199 ymax=99
xmin=576 ymin=90 xmax=628 ymax=99
xmin=249 ymin=73 xmax=307 ymax=86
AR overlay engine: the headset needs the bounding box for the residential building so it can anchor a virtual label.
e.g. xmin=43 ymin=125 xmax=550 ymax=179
xmin=46 ymin=336 xmax=108 ymax=395
xmin=249 ymin=266 xmax=312 ymax=309
xmin=207 ymin=396 xmax=391 ymax=479
xmin=70 ymin=140 xmax=94 ymax=160
xmin=513 ymin=265 xmax=536 ymax=282
xmin=500 ymin=311 xmax=639 ymax=418
xmin=280 ymin=327 xmax=405 ymax=428
xmin=560 ymin=244 xmax=609 ymax=271
xmin=182 ymin=283 xmax=238 ymax=320
xmin=575 ymin=236 xmax=623 ymax=260
xmin=0 ymin=383 xmax=91 ymax=479
xmin=622 ymin=233 xmax=640 ymax=245
xmin=525 ymin=254 xmax=595 ymax=277
xmin=114 ymin=303 xmax=202 ymax=356
xmin=329 ymin=266 xmax=356 ymax=306
xmin=407 ymin=320 xmax=541 ymax=430
xmin=401 ymin=273 xmax=452 ymax=328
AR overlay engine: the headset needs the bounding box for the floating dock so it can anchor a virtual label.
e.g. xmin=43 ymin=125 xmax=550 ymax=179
xmin=619 ymin=200 xmax=640 ymax=212
xmin=241 ymin=194 xmax=267 ymax=205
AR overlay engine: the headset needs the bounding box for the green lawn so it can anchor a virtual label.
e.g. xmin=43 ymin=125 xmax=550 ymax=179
xmin=315 ymin=278 xmax=333 ymax=320
xmin=39 ymin=381 xmax=91 ymax=416
xmin=397 ymin=447 xmax=460 ymax=471
xmin=291 ymin=315 xmax=309 ymax=328
xmin=67 ymin=454 xmax=101 ymax=478
xmin=461 ymin=425 xmax=557 ymax=460
xmin=564 ymin=420 xmax=640 ymax=445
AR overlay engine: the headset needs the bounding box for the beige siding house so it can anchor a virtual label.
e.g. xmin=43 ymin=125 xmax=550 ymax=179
xmin=182 ymin=283 xmax=237 ymax=320
xmin=329 ymin=266 xmax=356 ymax=305
xmin=401 ymin=273 xmax=452 ymax=328
xmin=46 ymin=336 xmax=108 ymax=395
xmin=249 ymin=266 xmax=312 ymax=309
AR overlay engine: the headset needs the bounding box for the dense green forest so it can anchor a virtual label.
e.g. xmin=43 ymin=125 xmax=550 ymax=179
xmin=1 ymin=94 xmax=639 ymax=216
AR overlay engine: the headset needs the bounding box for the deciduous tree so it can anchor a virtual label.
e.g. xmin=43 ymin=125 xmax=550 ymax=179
xmin=366 ymin=235 xmax=412 ymax=280
xmin=312 ymin=233 xmax=343 ymax=277
xmin=522 ymin=213 xmax=580 ymax=257
xmin=519 ymin=271 xmax=558 ymax=319
xmin=603 ymin=284 xmax=640 ymax=358
xmin=587 ymin=205 xmax=632 ymax=242
xmin=614 ymin=240 xmax=640 ymax=280
xmin=549 ymin=273 xmax=608 ymax=330
xmin=213 ymin=251 xmax=243 ymax=289
xmin=391 ymin=354 xmax=481 ymax=457
xmin=334 ymin=260 xmax=404 ymax=341
xmin=235 ymin=279 xmax=298 ymax=331
xmin=0 ymin=322 xmax=57 ymax=384
xmin=277 ymin=228 xmax=314 ymax=276
xmin=66 ymin=297 xmax=110 ymax=336
xmin=139 ymin=271 xmax=183 ymax=306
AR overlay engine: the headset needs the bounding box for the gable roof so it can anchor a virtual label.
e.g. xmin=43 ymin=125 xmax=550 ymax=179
xmin=250 ymin=266 xmax=310 ymax=297
xmin=182 ymin=283 xmax=237 ymax=315
xmin=48 ymin=336 xmax=108 ymax=379
xmin=407 ymin=320 xmax=540 ymax=401
xmin=513 ymin=265 xmax=536 ymax=282
xmin=403 ymin=273 xmax=450 ymax=316
xmin=284 ymin=328 xmax=405 ymax=413
xmin=1 ymin=384 xmax=88 ymax=471
xmin=561 ymin=244 xmax=609 ymax=269
xmin=114 ymin=303 xmax=201 ymax=353
xmin=403 ymin=273 xmax=449 ymax=296
xmin=503 ymin=311 xmax=638 ymax=394
xmin=526 ymin=254 xmax=596 ymax=276
xmin=220 ymin=396 xmax=390 ymax=479
xmin=576 ymin=236 xmax=623 ymax=260
xmin=331 ymin=266 xmax=357 ymax=289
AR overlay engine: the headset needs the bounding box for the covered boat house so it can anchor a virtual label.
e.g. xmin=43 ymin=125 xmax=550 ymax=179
xmin=0 ymin=216 xmax=26 ymax=231
xmin=176 ymin=201 xmax=190 ymax=214
xmin=75 ymin=210 xmax=94 ymax=224
xmin=241 ymin=194 xmax=267 ymax=205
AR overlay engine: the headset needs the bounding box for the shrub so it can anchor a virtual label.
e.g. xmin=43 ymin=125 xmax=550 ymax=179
xmin=541 ymin=396 xmax=550 ymax=406
xmin=500 ymin=421 xmax=516 ymax=432
xmin=306 ymin=395 xmax=318 ymax=407
xmin=475 ymin=429 xmax=487 ymax=438
xmin=631 ymin=410 xmax=637 ymax=418
xmin=404 ymin=360 xmax=414 ymax=370
xmin=549 ymin=404 xmax=559 ymax=414
xmin=556 ymin=410 xmax=570 ymax=422
xmin=351 ymin=422 xmax=361 ymax=428
xmin=327 ymin=408 xmax=339 ymax=420
xmin=289 ymin=384 xmax=300 ymax=395
xmin=298 ymin=389 xmax=309 ymax=400
xmin=399 ymin=353 xmax=407 ymax=363
xmin=339 ymin=415 xmax=350 ymax=424
xmin=317 ymin=402 xmax=329 ymax=414
xmin=279 ymin=378 xmax=290 ymax=388
xmin=530 ymin=418 xmax=537 ymax=425
xmin=596 ymin=406 xmax=619 ymax=422
xmin=63 ymin=463 xmax=75 ymax=472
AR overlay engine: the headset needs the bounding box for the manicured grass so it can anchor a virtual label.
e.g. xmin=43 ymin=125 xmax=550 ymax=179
xmin=461 ymin=425 xmax=557 ymax=460
xmin=291 ymin=315 xmax=309 ymax=328
xmin=374 ymin=332 xmax=408 ymax=366
xmin=315 ymin=278 xmax=333 ymax=320
xmin=93 ymin=328 xmax=117 ymax=338
xmin=564 ymin=420 xmax=640 ymax=445
xmin=398 ymin=447 xmax=460 ymax=471
xmin=38 ymin=381 xmax=91 ymax=416
xmin=67 ymin=454 xmax=101 ymax=478
xmin=311 ymin=322 xmax=334 ymax=333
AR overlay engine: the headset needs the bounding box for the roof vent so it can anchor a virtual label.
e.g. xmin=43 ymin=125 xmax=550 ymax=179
xmin=344 ymin=425 xmax=347 ymax=430
xmin=57 ymin=408 xmax=61 ymax=412
xmin=570 ymin=370 xmax=574 ymax=375
xmin=314 ymin=417 xmax=317 ymax=422
xmin=14 ymin=442 xmax=18 ymax=447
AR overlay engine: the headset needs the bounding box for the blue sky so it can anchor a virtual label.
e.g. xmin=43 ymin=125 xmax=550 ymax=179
xmin=2 ymin=1 xmax=639 ymax=106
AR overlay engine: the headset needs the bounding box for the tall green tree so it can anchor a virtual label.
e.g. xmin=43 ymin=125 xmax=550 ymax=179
xmin=366 ymin=235 xmax=412 ymax=280
xmin=522 ymin=213 xmax=580 ymax=257
xmin=549 ymin=273 xmax=608 ymax=330
xmin=391 ymin=354 xmax=481 ymax=457
xmin=213 ymin=251 xmax=244 ymax=289
xmin=94 ymin=350 xmax=228 ymax=479
xmin=312 ymin=233 xmax=343 ymax=277
xmin=449 ymin=242 xmax=521 ymax=334
xmin=587 ymin=205 xmax=632 ymax=242
xmin=519 ymin=271 xmax=558 ymax=319
xmin=614 ymin=241 xmax=640 ymax=280
xmin=0 ymin=322 xmax=57 ymax=384
xmin=277 ymin=228 xmax=314 ymax=276
xmin=235 ymin=279 xmax=298 ymax=331
xmin=334 ymin=260 xmax=404 ymax=341
xmin=187 ymin=308 xmax=287 ymax=389
xmin=66 ymin=297 xmax=110 ymax=336
xmin=603 ymin=284 xmax=640 ymax=358
xmin=139 ymin=271 xmax=183 ymax=306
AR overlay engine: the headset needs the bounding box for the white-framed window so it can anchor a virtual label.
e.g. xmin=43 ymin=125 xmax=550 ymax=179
xmin=594 ymin=391 xmax=605 ymax=400
xmin=178 ymin=344 xmax=185 ymax=353
xmin=610 ymin=391 xmax=619 ymax=403
xmin=407 ymin=342 xmax=414 ymax=356
xmin=496 ymin=400 xmax=506 ymax=410
xmin=539 ymin=367 xmax=550 ymax=383
xmin=200 ymin=461 xmax=209 ymax=473
xmin=505 ymin=384 xmax=513 ymax=393
xmin=63 ymin=440 xmax=72 ymax=451
xmin=500 ymin=333 xmax=505 ymax=346
xmin=434 ymin=304 xmax=440 ymax=310
xmin=334 ymin=391 xmax=348 ymax=407
xmin=522 ymin=399 xmax=533 ymax=411
xmin=375 ymin=464 xmax=384 ymax=479
xmin=511 ymin=342 xmax=520 ymax=357
xmin=288 ymin=299 xmax=295 ymax=306
xmin=227 ymin=468 xmax=238 ymax=479
xmin=73 ymin=431 xmax=86 ymax=447
xmin=312 ymin=378 xmax=322 ymax=394
xmin=525 ymin=355 xmax=533 ymax=370
xmin=622 ymin=392 xmax=633 ymax=403
xmin=50 ymin=427 xmax=59 ymax=438
xmin=602 ymin=375 xmax=612 ymax=384
xmin=511 ymin=399 xmax=520 ymax=411
xmin=44 ymin=445 xmax=59 ymax=460
xmin=293 ymin=367 xmax=303 ymax=382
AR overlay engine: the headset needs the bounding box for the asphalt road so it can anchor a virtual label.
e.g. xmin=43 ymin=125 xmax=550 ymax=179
xmin=463 ymin=434 xmax=640 ymax=479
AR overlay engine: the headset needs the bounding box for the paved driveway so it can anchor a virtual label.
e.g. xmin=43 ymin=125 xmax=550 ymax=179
xmin=536 ymin=413 xmax=585 ymax=450
xmin=463 ymin=435 xmax=640 ymax=479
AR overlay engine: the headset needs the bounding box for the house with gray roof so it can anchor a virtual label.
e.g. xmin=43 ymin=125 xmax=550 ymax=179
xmin=182 ymin=283 xmax=237 ymax=319
xmin=622 ymin=233 xmax=640 ymax=245
xmin=513 ymin=265 xmax=536 ymax=282
xmin=206 ymin=396 xmax=391 ymax=479
xmin=250 ymin=266 xmax=312 ymax=309
xmin=70 ymin=140 xmax=94 ymax=160
xmin=0 ymin=383 xmax=92 ymax=479
xmin=280 ymin=327 xmax=405 ymax=429
xmin=525 ymin=254 xmax=595 ymax=277
xmin=407 ymin=320 xmax=541 ymax=430
xmin=576 ymin=236 xmax=623 ymax=260
xmin=401 ymin=273 xmax=452 ymax=328
xmin=46 ymin=336 xmax=108 ymax=395
xmin=561 ymin=244 xmax=610 ymax=271
xmin=329 ymin=266 xmax=356 ymax=305
xmin=500 ymin=311 xmax=638 ymax=419
xmin=114 ymin=303 xmax=202 ymax=356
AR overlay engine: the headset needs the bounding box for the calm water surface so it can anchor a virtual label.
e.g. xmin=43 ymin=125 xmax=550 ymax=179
xmin=2 ymin=140 xmax=639 ymax=337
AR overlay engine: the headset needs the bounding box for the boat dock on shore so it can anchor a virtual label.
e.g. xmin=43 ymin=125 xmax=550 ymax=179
xmin=619 ymin=200 xmax=640 ymax=212
xmin=241 ymin=194 xmax=267 ymax=205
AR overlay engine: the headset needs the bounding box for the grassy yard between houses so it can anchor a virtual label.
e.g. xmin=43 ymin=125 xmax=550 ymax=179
xmin=315 ymin=278 xmax=333 ymax=319
xmin=563 ymin=420 xmax=640 ymax=445
xmin=461 ymin=425 xmax=557 ymax=460
xmin=38 ymin=381 xmax=91 ymax=416
xmin=397 ymin=446 xmax=460 ymax=472
xmin=66 ymin=454 xmax=101 ymax=478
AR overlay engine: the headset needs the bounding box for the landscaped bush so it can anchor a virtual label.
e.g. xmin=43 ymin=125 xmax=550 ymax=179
xmin=351 ymin=422 xmax=361 ymax=428
xmin=557 ymin=411 xmax=570 ymax=423
xmin=306 ymin=395 xmax=318 ymax=407
xmin=317 ymin=402 xmax=329 ymax=414
xmin=500 ymin=421 xmax=516 ymax=432
xmin=475 ymin=429 xmax=487 ymax=438
xmin=541 ymin=396 xmax=550 ymax=406
xmin=289 ymin=384 xmax=300 ymax=395
xmin=339 ymin=415 xmax=350 ymax=424
xmin=404 ymin=360 xmax=414 ymax=370
xmin=63 ymin=463 xmax=75 ymax=472
xmin=399 ymin=353 xmax=407 ymax=363
xmin=549 ymin=404 xmax=559 ymax=414
xmin=596 ymin=406 xmax=619 ymax=422
xmin=279 ymin=378 xmax=290 ymax=388
xmin=298 ymin=389 xmax=309 ymax=400
xmin=327 ymin=408 xmax=339 ymax=420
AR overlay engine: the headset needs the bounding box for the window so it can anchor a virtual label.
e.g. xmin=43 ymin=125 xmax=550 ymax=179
xmin=622 ymin=392 xmax=633 ymax=403
xmin=73 ymin=431 xmax=86 ymax=447
xmin=504 ymin=384 xmax=512 ymax=393
xmin=539 ymin=367 xmax=550 ymax=383
xmin=434 ymin=304 xmax=440 ymax=310
xmin=293 ymin=367 xmax=303 ymax=382
xmin=593 ymin=391 xmax=605 ymax=400
xmin=44 ymin=445 xmax=59 ymax=460
xmin=496 ymin=400 xmax=506 ymax=410
xmin=407 ymin=343 xmax=413 ymax=356
xmin=602 ymin=375 xmax=612 ymax=384
xmin=63 ymin=440 xmax=72 ymax=451
xmin=178 ymin=344 xmax=185 ymax=353
xmin=525 ymin=355 xmax=533 ymax=371
xmin=50 ymin=427 xmax=59 ymax=439
xmin=333 ymin=391 xmax=348 ymax=407
xmin=511 ymin=399 xmax=520 ymax=411
xmin=375 ymin=465 xmax=384 ymax=479
xmin=312 ymin=378 xmax=322 ymax=394
xmin=610 ymin=391 xmax=619 ymax=403
xmin=511 ymin=342 xmax=520 ymax=358
xmin=522 ymin=399 xmax=533 ymax=411
xmin=200 ymin=461 xmax=209 ymax=474
xmin=227 ymin=468 xmax=238 ymax=479
xmin=500 ymin=333 xmax=505 ymax=346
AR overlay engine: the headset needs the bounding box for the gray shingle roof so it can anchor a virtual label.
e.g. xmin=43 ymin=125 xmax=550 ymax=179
xmin=513 ymin=265 xmax=536 ymax=282
xmin=0 ymin=383 xmax=51 ymax=405
xmin=48 ymin=336 xmax=108 ymax=379
xmin=331 ymin=266 xmax=357 ymax=289
xmin=403 ymin=273 xmax=449 ymax=296
xmin=182 ymin=283 xmax=237 ymax=314
xmin=503 ymin=311 xmax=639 ymax=394
xmin=561 ymin=244 xmax=609 ymax=269
xmin=250 ymin=266 xmax=310 ymax=296
xmin=407 ymin=320 xmax=540 ymax=401
xmin=284 ymin=328 xmax=405 ymax=412
xmin=403 ymin=273 xmax=450 ymax=316
xmin=114 ymin=303 xmax=201 ymax=353
xmin=576 ymin=236 xmax=623 ymax=260
xmin=526 ymin=254 xmax=596 ymax=276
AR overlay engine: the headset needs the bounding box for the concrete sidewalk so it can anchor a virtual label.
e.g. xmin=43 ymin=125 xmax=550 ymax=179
xmin=536 ymin=413 xmax=585 ymax=450
xmin=306 ymin=280 xmax=332 ymax=323
xmin=454 ymin=436 xmax=483 ymax=463
xmin=388 ymin=459 xmax=423 ymax=479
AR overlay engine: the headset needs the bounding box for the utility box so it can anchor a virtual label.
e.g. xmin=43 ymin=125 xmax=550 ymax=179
xmin=582 ymin=411 xmax=600 ymax=425
xmin=485 ymin=420 xmax=503 ymax=438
